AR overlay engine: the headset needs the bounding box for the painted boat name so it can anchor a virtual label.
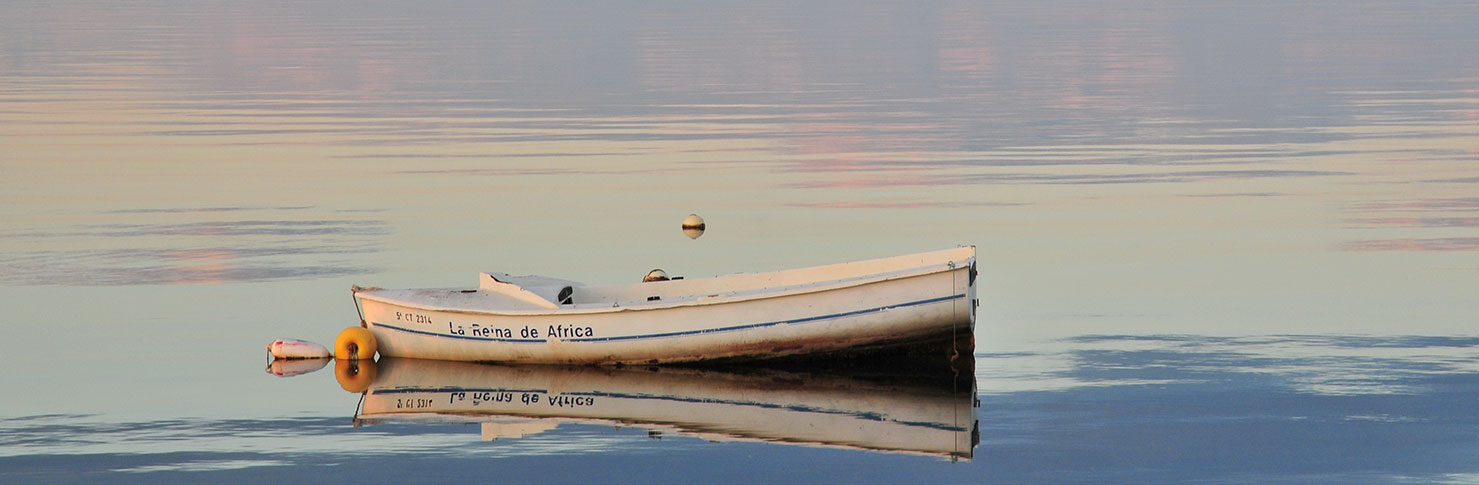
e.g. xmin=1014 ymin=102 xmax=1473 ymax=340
xmin=440 ymin=322 xmax=596 ymax=339
xmin=398 ymin=311 xmax=595 ymax=340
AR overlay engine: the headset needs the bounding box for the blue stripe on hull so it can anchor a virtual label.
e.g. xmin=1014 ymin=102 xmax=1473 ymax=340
xmin=371 ymin=292 xmax=966 ymax=344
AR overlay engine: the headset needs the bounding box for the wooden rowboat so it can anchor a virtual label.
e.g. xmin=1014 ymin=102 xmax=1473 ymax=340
xmin=348 ymin=246 xmax=976 ymax=364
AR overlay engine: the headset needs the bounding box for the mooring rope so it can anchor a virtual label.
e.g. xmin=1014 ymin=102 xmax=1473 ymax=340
xmin=951 ymin=260 xmax=958 ymax=361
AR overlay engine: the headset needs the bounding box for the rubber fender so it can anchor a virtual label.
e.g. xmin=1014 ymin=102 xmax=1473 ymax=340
xmin=266 ymin=339 xmax=331 ymax=359
xmin=335 ymin=358 xmax=379 ymax=393
xmin=334 ymin=326 xmax=378 ymax=360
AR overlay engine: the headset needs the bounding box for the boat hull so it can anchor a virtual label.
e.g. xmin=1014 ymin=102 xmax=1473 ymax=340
xmin=354 ymin=249 xmax=976 ymax=364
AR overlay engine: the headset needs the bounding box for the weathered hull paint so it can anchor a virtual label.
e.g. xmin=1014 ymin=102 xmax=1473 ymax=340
xmin=353 ymin=247 xmax=976 ymax=364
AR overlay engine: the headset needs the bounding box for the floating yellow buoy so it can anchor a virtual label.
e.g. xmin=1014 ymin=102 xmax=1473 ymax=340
xmin=334 ymin=326 xmax=378 ymax=360
xmin=682 ymin=213 xmax=705 ymax=239
xmin=335 ymin=358 xmax=379 ymax=393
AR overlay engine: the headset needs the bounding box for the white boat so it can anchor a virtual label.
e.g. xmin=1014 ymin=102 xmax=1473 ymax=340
xmin=346 ymin=358 xmax=979 ymax=460
xmin=348 ymin=246 xmax=976 ymax=364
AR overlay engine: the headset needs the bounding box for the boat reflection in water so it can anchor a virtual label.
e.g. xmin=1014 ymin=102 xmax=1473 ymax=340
xmin=266 ymin=357 xmax=331 ymax=377
xmin=336 ymin=357 xmax=979 ymax=460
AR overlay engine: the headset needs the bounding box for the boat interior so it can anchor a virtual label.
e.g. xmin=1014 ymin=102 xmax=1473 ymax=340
xmin=483 ymin=247 xmax=974 ymax=310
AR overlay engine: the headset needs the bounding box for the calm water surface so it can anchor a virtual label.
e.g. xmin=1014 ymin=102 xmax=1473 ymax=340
xmin=2 ymin=1 xmax=1477 ymax=482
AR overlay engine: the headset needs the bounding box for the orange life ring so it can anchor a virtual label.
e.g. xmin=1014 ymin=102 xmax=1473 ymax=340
xmin=334 ymin=326 xmax=378 ymax=360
